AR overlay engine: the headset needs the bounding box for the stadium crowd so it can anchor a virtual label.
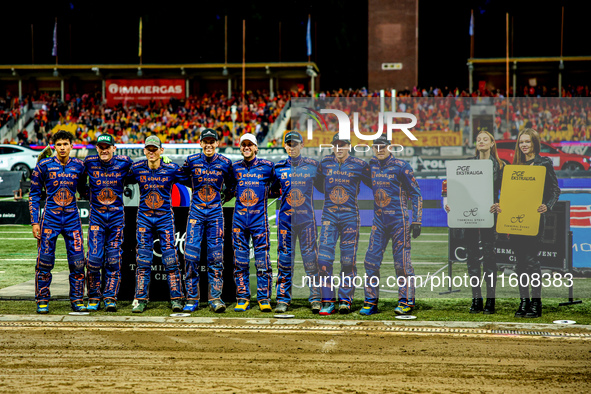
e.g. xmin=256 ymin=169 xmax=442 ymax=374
xmin=1 ymin=83 xmax=590 ymax=146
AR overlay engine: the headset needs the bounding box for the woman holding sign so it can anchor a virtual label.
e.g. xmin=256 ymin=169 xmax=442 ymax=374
xmin=506 ymin=128 xmax=560 ymax=318
xmin=446 ymin=130 xmax=503 ymax=314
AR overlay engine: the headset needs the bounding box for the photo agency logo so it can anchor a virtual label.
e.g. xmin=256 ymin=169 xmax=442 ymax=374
xmin=302 ymin=107 xmax=418 ymax=153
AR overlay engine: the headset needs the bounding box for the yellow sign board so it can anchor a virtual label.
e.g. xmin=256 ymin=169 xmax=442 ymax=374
xmin=496 ymin=165 xmax=546 ymax=236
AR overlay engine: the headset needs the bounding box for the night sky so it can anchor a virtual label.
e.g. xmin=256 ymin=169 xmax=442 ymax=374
xmin=1 ymin=0 xmax=588 ymax=90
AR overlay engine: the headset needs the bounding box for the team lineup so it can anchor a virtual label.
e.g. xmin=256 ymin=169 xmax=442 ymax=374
xmin=28 ymin=126 xmax=557 ymax=318
xmin=28 ymin=126 xmax=425 ymax=316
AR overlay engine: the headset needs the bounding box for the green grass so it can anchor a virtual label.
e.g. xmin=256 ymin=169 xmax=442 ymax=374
xmin=1 ymin=298 xmax=589 ymax=325
xmin=2 ymin=224 xmax=590 ymax=323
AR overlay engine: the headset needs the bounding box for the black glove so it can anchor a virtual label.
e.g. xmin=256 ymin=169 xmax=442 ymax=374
xmin=411 ymin=223 xmax=421 ymax=239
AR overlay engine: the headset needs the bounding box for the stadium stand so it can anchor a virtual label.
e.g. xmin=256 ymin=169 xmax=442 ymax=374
xmin=1 ymin=85 xmax=589 ymax=145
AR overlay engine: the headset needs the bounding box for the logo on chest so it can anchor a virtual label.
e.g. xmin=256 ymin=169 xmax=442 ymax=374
xmin=329 ymin=186 xmax=349 ymax=205
xmin=54 ymin=188 xmax=74 ymax=206
xmin=97 ymin=187 xmax=117 ymax=205
xmin=289 ymin=189 xmax=305 ymax=207
xmin=198 ymin=185 xmax=217 ymax=203
xmin=374 ymin=188 xmax=391 ymax=208
xmin=239 ymin=188 xmax=259 ymax=207
xmin=145 ymin=191 xmax=164 ymax=210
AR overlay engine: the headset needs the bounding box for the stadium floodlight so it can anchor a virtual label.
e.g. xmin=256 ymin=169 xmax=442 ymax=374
xmin=137 ymin=67 xmax=143 ymax=77
xmin=265 ymin=66 xmax=271 ymax=75
xmin=181 ymin=67 xmax=186 ymax=76
xmin=52 ymin=68 xmax=59 ymax=77
xmin=222 ymin=67 xmax=228 ymax=76
xmin=91 ymin=67 xmax=100 ymax=76
xmin=559 ymin=60 xmax=565 ymax=70
xmin=11 ymin=68 xmax=17 ymax=77
xmin=306 ymin=65 xmax=317 ymax=78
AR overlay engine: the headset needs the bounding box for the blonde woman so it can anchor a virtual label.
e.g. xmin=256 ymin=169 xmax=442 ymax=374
xmin=446 ymin=131 xmax=503 ymax=314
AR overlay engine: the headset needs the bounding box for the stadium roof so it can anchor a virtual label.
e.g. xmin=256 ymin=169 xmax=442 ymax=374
xmin=0 ymin=62 xmax=319 ymax=80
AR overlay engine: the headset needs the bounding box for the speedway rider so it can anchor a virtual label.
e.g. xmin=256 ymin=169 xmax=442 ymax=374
xmin=127 ymin=135 xmax=189 ymax=313
xmin=181 ymin=128 xmax=234 ymax=313
xmin=83 ymin=134 xmax=134 ymax=312
xmin=29 ymin=130 xmax=88 ymax=314
xmin=316 ymin=133 xmax=372 ymax=315
xmin=360 ymin=136 xmax=422 ymax=316
xmin=231 ymin=133 xmax=277 ymax=312
xmin=272 ymin=131 xmax=323 ymax=314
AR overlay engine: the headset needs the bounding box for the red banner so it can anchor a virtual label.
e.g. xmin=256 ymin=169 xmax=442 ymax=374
xmin=106 ymin=79 xmax=185 ymax=105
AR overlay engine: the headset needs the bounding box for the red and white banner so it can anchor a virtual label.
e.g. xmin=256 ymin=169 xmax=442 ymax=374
xmin=105 ymin=79 xmax=185 ymax=105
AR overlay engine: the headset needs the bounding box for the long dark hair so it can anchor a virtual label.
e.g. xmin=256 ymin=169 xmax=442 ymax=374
xmin=513 ymin=128 xmax=541 ymax=164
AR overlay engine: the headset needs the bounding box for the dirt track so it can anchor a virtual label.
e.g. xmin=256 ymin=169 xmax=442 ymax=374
xmin=1 ymin=322 xmax=591 ymax=393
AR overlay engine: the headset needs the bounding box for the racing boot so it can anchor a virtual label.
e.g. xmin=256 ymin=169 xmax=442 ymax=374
xmin=71 ymin=302 xmax=87 ymax=312
xmin=209 ymin=300 xmax=226 ymax=313
xmin=104 ymin=300 xmax=117 ymax=312
xmin=171 ymin=299 xmax=184 ymax=312
xmin=132 ymin=299 xmax=148 ymax=313
xmin=359 ymin=302 xmax=378 ymax=316
xmin=310 ymin=301 xmax=322 ymax=314
xmin=234 ymin=300 xmax=250 ymax=312
xmin=86 ymin=300 xmax=100 ymax=312
xmin=338 ymin=301 xmax=351 ymax=315
xmin=394 ymin=303 xmax=413 ymax=315
xmin=258 ymin=300 xmax=272 ymax=313
xmin=319 ymin=302 xmax=336 ymax=316
xmin=183 ymin=300 xmax=198 ymax=313
xmin=36 ymin=302 xmax=49 ymax=314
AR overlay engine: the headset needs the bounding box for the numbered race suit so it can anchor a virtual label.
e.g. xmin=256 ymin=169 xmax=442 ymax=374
xmin=364 ymin=154 xmax=423 ymax=308
xmin=84 ymin=153 xmax=134 ymax=306
xmin=127 ymin=159 xmax=189 ymax=302
xmin=273 ymin=155 xmax=323 ymax=307
xmin=181 ymin=152 xmax=234 ymax=304
xmin=231 ymin=157 xmax=276 ymax=304
xmin=317 ymin=153 xmax=372 ymax=306
xmin=29 ymin=156 xmax=87 ymax=304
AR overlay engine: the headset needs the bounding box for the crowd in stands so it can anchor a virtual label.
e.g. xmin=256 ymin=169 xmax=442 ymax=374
xmin=1 ymin=84 xmax=589 ymax=146
xmin=494 ymin=97 xmax=591 ymax=142
xmin=0 ymin=97 xmax=22 ymax=129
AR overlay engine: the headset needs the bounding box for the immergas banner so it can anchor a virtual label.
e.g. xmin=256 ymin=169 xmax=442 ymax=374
xmin=445 ymin=159 xmax=494 ymax=228
xmin=106 ymin=79 xmax=185 ymax=105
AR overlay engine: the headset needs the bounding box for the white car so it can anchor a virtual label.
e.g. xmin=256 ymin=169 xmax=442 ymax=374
xmin=0 ymin=144 xmax=40 ymax=179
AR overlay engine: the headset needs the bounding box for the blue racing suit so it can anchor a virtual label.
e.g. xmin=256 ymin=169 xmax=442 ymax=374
xmin=29 ymin=157 xmax=87 ymax=303
xmin=231 ymin=157 xmax=276 ymax=302
xmin=273 ymin=156 xmax=322 ymax=305
xmin=317 ymin=154 xmax=372 ymax=305
xmin=363 ymin=155 xmax=422 ymax=307
xmin=84 ymin=154 xmax=134 ymax=303
xmin=127 ymin=159 xmax=189 ymax=301
xmin=181 ymin=153 xmax=234 ymax=302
